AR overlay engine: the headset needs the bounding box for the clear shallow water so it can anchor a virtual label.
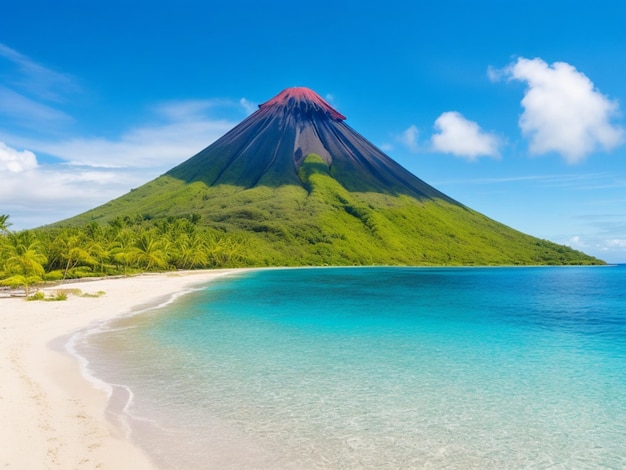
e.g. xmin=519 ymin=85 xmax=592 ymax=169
xmin=75 ymin=266 xmax=626 ymax=469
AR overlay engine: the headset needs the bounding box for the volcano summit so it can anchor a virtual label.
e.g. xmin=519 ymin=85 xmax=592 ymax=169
xmin=166 ymin=87 xmax=451 ymax=201
xmin=59 ymin=87 xmax=601 ymax=266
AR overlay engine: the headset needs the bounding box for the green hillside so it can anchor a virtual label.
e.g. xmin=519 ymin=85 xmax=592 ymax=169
xmin=55 ymin=154 xmax=603 ymax=266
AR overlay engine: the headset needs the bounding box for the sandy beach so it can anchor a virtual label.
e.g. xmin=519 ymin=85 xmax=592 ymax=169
xmin=0 ymin=269 xmax=243 ymax=469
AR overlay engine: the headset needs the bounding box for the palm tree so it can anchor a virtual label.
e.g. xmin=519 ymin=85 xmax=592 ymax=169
xmin=171 ymin=231 xmax=209 ymax=269
xmin=59 ymin=234 xmax=97 ymax=279
xmin=110 ymin=228 xmax=137 ymax=275
xmin=133 ymin=231 xmax=169 ymax=270
xmin=0 ymin=214 xmax=11 ymax=233
xmin=1 ymin=231 xmax=47 ymax=295
xmin=208 ymin=235 xmax=243 ymax=267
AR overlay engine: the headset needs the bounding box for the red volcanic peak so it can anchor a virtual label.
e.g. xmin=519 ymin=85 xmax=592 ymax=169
xmin=259 ymin=87 xmax=346 ymax=121
xmin=165 ymin=85 xmax=455 ymax=202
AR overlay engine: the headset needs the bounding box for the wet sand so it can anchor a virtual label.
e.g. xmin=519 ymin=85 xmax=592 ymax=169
xmin=0 ymin=269 xmax=243 ymax=469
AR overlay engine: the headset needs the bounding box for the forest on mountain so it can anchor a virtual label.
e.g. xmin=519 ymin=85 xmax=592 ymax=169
xmin=0 ymin=183 xmax=604 ymax=296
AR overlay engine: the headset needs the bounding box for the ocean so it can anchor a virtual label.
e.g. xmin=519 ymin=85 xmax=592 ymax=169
xmin=72 ymin=266 xmax=626 ymax=469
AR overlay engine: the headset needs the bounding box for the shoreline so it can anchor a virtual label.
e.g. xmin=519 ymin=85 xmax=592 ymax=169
xmin=0 ymin=269 xmax=247 ymax=469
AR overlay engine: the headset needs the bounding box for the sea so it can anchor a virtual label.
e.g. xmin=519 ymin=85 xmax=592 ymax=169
xmin=71 ymin=266 xmax=626 ymax=469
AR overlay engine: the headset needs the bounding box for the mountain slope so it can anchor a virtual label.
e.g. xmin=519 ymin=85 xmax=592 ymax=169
xmin=166 ymin=87 xmax=452 ymax=200
xmin=55 ymin=87 xmax=603 ymax=266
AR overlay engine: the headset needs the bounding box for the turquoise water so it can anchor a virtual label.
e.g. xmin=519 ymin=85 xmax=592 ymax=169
xmin=77 ymin=266 xmax=626 ymax=469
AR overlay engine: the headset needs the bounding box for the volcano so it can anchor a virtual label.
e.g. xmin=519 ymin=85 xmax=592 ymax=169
xmin=166 ymin=87 xmax=451 ymax=201
xmin=59 ymin=87 xmax=601 ymax=266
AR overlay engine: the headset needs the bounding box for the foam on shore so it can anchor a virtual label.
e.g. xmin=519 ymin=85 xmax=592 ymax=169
xmin=0 ymin=269 xmax=245 ymax=469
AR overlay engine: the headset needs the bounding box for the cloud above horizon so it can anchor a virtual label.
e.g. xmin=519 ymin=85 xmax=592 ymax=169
xmin=33 ymin=100 xmax=240 ymax=169
xmin=0 ymin=92 xmax=247 ymax=229
xmin=398 ymin=125 xmax=419 ymax=153
xmin=0 ymin=141 xmax=38 ymax=172
xmin=0 ymin=43 xmax=79 ymax=102
xmin=0 ymin=140 xmax=138 ymax=228
xmin=0 ymin=44 xmax=256 ymax=229
xmin=431 ymin=112 xmax=500 ymax=160
xmin=239 ymin=97 xmax=257 ymax=115
xmin=567 ymin=235 xmax=626 ymax=262
xmin=495 ymin=57 xmax=624 ymax=163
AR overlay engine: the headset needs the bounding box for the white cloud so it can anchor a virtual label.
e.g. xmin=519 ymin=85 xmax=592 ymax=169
xmin=0 ymin=99 xmax=242 ymax=229
xmin=502 ymin=57 xmax=624 ymax=163
xmin=487 ymin=65 xmax=504 ymax=83
xmin=0 ymin=141 xmax=141 ymax=228
xmin=606 ymin=239 xmax=626 ymax=248
xmin=398 ymin=125 xmax=419 ymax=153
xmin=0 ymin=44 xmax=253 ymax=228
xmin=567 ymin=235 xmax=586 ymax=248
xmin=0 ymin=44 xmax=77 ymax=130
xmin=0 ymin=85 xmax=73 ymax=126
xmin=0 ymin=141 xmax=38 ymax=172
xmin=565 ymin=235 xmax=626 ymax=263
xmin=12 ymin=99 xmax=240 ymax=170
xmin=37 ymin=117 xmax=235 ymax=169
xmin=239 ymin=97 xmax=257 ymax=115
xmin=431 ymin=111 xmax=500 ymax=160
xmin=0 ymin=163 xmax=139 ymax=228
xmin=0 ymin=42 xmax=79 ymax=102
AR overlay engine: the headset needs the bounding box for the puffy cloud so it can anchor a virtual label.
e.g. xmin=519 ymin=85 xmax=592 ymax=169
xmin=0 ymin=99 xmax=244 ymax=229
xmin=0 ymin=141 xmax=38 ymax=172
xmin=431 ymin=112 xmax=500 ymax=160
xmin=398 ymin=125 xmax=419 ymax=153
xmin=503 ymin=57 xmax=624 ymax=163
xmin=0 ymin=163 xmax=139 ymax=228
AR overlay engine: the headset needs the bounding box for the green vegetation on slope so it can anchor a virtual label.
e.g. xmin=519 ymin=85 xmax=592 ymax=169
xmin=43 ymin=154 xmax=603 ymax=270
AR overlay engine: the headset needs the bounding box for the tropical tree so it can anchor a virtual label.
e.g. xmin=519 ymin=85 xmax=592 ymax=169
xmin=170 ymin=230 xmax=209 ymax=269
xmin=0 ymin=214 xmax=11 ymax=233
xmin=1 ymin=230 xmax=47 ymax=295
xmin=110 ymin=228 xmax=138 ymax=274
xmin=59 ymin=233 xmax=97 ymax=279
xmin=208 ymin=235 xmax=243 ymax=267
xmin=133 ymin=230 xmax=170 ymax=270
xmin=82 ymin=222 xmax=116 ymax=275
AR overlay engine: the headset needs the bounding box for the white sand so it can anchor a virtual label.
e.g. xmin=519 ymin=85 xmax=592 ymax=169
xmin=0 ymin=269 xmax=244 ymax=469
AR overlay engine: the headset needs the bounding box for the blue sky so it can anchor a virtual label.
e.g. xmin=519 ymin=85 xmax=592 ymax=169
xmin=1 ymin=0 xmax=625 ymax=262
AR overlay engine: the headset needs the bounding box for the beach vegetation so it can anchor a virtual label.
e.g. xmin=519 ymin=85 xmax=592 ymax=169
xmin=51 ymin=291 xmax=68 ymax=301
xmin=0 ymin=213 xmax=253 ymax=285
xmin=0 ymin=214 xmax=11 ymax=233
xmin=26 ymin=290 xmax=69 ymax=301
xmin=0 ymin=154 xmax=604 ymax=286
xmin=0 ymin=230 xmax=47 ymax=295
xmin=26 ymin=291 xmax=46 ymax=301
xmin=79 ymin=290 xmax=106 ymax=298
